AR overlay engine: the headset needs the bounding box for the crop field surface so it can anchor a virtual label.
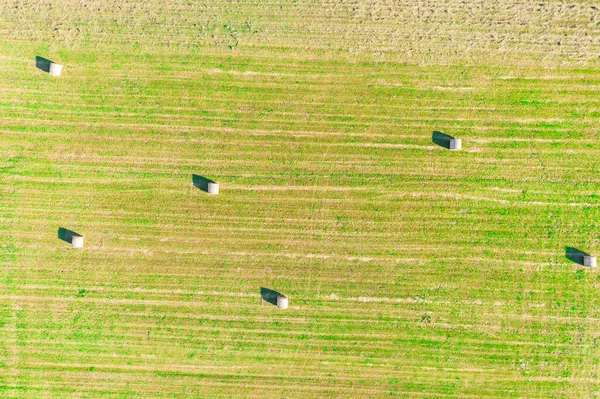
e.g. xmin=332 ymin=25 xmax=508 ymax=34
xmin=1 ymin=0 xmax=600 ymax=398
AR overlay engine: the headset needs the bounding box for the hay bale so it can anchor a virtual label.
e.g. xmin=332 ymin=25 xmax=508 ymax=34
xmin=584 ymin=255 xmax=597 ymax=268
xmin=71 ymin=235 xmax=84 ymax=248
xmin=49 ymin=63 xmax=63 ymax=77
xmin=449 ymin=138 xmax=462 ymax=150
xmin=277 ymin=295 xmax=288 ymax=309
xmin=207 ymin=182 xmax=219 ymax=194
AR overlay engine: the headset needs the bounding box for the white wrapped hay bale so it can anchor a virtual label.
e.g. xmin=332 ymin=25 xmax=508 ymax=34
xmin=449 ymin=138 xmax=462 ymax=150
xmin=207 ymin=182 xmax=219 ymax=194
xmin=277 ymin=295 xmax=288 ymax=309
xmin=49 ymin=63 xmax=63 ymax=77
xmin=584 ymin=255 xmax=596 ymax=268
xmin=71 ymin=235 xmax=84 ymax=248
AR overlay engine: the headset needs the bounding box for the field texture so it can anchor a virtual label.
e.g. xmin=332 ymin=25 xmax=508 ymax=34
xmin=1 ymin=0 xmax=600 ymax=397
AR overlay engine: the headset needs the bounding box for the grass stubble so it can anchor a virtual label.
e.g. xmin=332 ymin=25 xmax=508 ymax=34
xmin=1 ymin=0 xmax=600 ymax=397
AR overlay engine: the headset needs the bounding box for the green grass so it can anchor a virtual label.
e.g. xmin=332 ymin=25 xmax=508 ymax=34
xmin=1 ymin=0 xmax=600 ymax=397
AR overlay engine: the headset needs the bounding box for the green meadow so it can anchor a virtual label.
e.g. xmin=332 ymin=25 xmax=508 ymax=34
xmin=1 ymin=0 xmax=600 ymax=397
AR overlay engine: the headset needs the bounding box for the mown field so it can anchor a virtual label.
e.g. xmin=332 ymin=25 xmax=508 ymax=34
xmin=1 ymin=0 xmax=600 ymax=397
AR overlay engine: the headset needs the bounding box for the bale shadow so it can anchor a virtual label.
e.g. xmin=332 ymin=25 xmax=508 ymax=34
xmin=260 ymin=287 xmax=283 ymax=306
xmin=35 ymin=56 xmax=52 ymax=73
xmin=565 ymin=246 xmax=590 ymax=266
xmin=58 ymin=227 xmax=81 ymax=244
xmin=432 ymin=131 xmax=455 ymax=149
xmin=192 ymin=174 xmax=215 ymax=193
